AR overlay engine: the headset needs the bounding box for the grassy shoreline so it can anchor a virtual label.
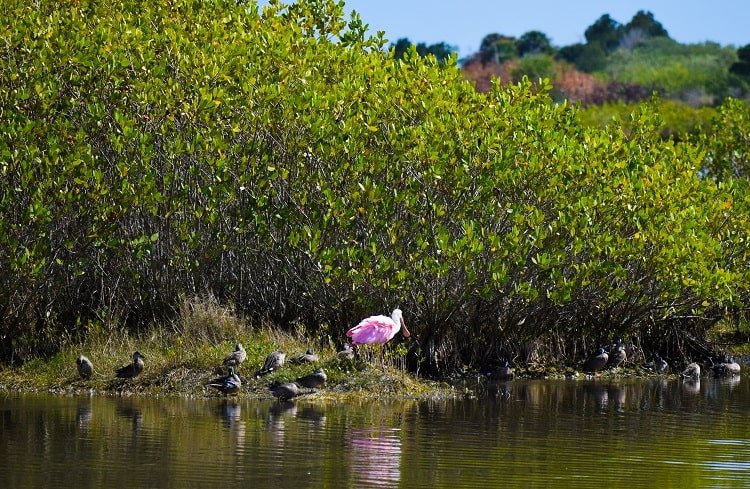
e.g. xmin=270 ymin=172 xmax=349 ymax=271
xmin=2 ymin=297 xmax=745 ymax=399
xmin=0 ymin=324 xmax=456 ymax=400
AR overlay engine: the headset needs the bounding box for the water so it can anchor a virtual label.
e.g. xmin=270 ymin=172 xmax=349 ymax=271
xmin=1 ymin=376 xmax=749 ymax=488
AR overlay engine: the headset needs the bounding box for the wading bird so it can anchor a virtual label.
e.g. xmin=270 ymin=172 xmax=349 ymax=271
xmin=346 ymin=308 xmax=411 ymax=366
xmin=223 ymin=343 xmax=247 ymax=367
xmin=607 ymin=342 xmax=627 ymax=369
xmin=115 ymin=351 xmax=146 ymax=379
xmin=76 ymin=355 xmax=94 ymax=380
xmin=208 ymin=366 xmax=242 ymax=396
xmin=347 ymin=308 xmax=410 ymax=347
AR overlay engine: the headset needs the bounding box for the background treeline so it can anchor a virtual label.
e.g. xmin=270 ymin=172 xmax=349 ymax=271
xmin=397 ymin=10 xmax=750 ymax=141
xmin=2 ymin=0 xmax=750 ymax=373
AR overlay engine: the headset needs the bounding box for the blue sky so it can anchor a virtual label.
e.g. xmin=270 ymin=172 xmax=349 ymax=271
xmin=339 ymin=1 xmax=749 ymax=57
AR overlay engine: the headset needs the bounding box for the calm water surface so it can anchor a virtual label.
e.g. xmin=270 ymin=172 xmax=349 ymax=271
xmin=1 ymin=376 xmax=750 ymax=488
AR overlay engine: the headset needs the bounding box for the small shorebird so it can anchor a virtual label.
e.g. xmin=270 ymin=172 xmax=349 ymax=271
xmin=289 ymin=348 xmax=319 ymax=364
xmin=208 ymin=366 xmax=242 ymax=396
xmin=583 ymin=348 xmax=608 ymax=374
xmin=256 ymin=350 xmax=286 ymax=377
xmin=223 ymin=343 xmax=247 ymax=367
xmin=296 ymin=368 xmax=327 ymax=389
xmin=76 ymin=355 xmax=94 ymax=380
xmin=115 ymin=351 xmax=146 ymax=379
xmin=682 ymin=362 xmax=701 ymax=379
xmin=269 ymin=381 xmax=303 ymax=401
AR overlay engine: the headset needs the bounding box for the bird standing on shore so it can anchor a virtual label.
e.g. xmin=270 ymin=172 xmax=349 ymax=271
xmin=347 ymin=308 xmax=410 ymax=347
xmin=223 ymin=343 xmax=247 ymax=367
xmin=607 ymin=342 xmax=627 ymax=368
xmin=289 ymin=348 xmax=319 ymax=364
xmin=208 ymin=366 xmax=242 ymax=396
xmin=656 ymin=356 xmax=669 ymax=374
xmin=115 ymin=351 xmax=146 ymax=379
xmin=256 ymin=350 xmax=286 ymax=377
xmin=713 ymin=356 xmax=741 ymax=377
xmin=296 ymin=368 xmax=327 ymax=389
xmin=682 ymin=362 xmax=701 ymax=379
xmin=76 ymin=355 xmax=94 ymax=380
xmin=269 ymin=381 xmax=303 ymax=401
xmin=583 ymin=348 xmax=608 ymax=374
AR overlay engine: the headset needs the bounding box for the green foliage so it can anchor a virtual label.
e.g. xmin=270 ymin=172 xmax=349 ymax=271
xmin=578 ymin=99 xmax=715 ymax=141
xmin=697 ymin=98 xmax=750 ymax=180
xmin=511 ymin=55 xmax=556 ymax=84
xmin=1 ymin=0 xmax=749 ymax=371
xmin=605 ymin=38 xmax=741 ymax=102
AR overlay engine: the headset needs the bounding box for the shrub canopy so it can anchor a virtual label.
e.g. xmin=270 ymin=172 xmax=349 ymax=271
xmin=1 ymin=0 xmax=749 ymax=367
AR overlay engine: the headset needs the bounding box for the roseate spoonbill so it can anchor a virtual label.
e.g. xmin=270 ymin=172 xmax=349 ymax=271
xmin=713 ymin=356 xmax=740 ymax=377
xmin=76 ymin=355 xmax=94 ymax=380
xmin=682 ymin=362 xmax=700 ymax=379
xmin=223 ymin=343 xmax=247 ymax=367
xmin=346 ymin=308 xmax=410 ymax=346
xmin=256 ymin=350 xmax=286 ymax=377
xmin=289 ymin=348 xmax=318 ymax=364
xmin=607 ymin=342 xmax=627 ymax=368
xmin=296 ymin=368 xmax=327 ymax=389
xmin=583 ymin=348 xmax=608 ymax=374
xmin=269 ymin=380 xmax=303 ymax=401
xmin=208 ymin=365 xmax=242 ymax=396
xmin=115 ymin=351 xmax=146 ymax=379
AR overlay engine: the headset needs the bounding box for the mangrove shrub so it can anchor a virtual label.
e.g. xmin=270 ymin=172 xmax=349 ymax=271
xmin=1 ymin=0 xmax=749 ymax=369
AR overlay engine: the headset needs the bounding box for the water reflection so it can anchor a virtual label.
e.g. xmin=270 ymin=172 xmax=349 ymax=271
xmin=348 ymin=428 xmax=402 ymax=488
xmin=1 ymin=376 xmax=750 ymax=488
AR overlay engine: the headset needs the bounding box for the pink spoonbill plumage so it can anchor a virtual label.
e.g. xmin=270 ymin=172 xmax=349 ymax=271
xmin=346 ymin=308 xmax=410 ymax=347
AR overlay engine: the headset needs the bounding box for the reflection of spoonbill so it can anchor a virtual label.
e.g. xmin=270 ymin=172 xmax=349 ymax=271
xmin=346 ymin=308 xmax=410 ymax=346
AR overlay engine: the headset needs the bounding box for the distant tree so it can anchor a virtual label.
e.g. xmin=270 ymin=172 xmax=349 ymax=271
xmin=390 ymin=38 xmax=456 ymax=65
xmin=573 ymin=43 xmax=608 ymax=72
xmin=512 ymin=54 xmax=556 ymax=83
xmin=478 ymin=33 xmax=517 ymax=64
xmin=584 ymin=14 xmax=622 ymax=53
xmin=517 ymin=30 xmax=553 ymax=57
xmin=730 ymin=44 xmax=750 ymax=79
xmin=392 ymin=38 xmax=412 ymax=60
xmin=556 ymin=43 xmax=585 ymax=64
xmin=415 ymin=41 xmax=456 ymax=65
xmin=624 ymin=11 xmax=669 ymax=38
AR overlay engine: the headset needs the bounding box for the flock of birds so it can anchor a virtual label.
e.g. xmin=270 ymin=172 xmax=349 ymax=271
xmin=75 ymin=344 xmax=330 ymax=401
xmin=73 ymin=308 xmax=411 ymax=401
xmin=579 ymin=340 xmax=741 ymax=380
xmin=73 ymin=309 xmax=742 ymax=396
